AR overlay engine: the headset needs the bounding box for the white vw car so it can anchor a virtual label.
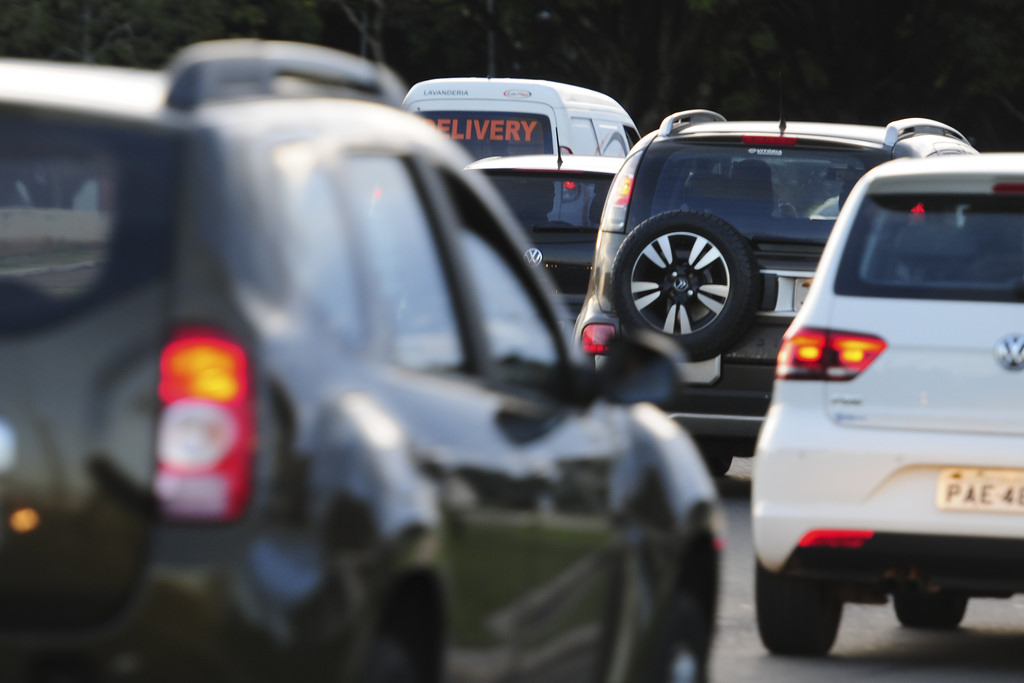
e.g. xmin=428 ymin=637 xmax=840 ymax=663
xmin=752 ymin=153 xmax=1024 ymax=655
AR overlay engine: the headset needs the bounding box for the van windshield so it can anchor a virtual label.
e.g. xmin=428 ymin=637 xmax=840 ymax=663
xmin=423 ymin=111 xmax=553 ymax=159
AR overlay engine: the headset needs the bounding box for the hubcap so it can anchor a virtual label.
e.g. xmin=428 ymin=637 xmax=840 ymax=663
xmin=630 ymin=231 xmax=730 ymax=335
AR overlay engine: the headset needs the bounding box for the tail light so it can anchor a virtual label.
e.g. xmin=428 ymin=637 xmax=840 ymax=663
xmin=154 ymin=327 xmax=254 ymax=522
xmin=798 ymin=529 xmax=874 ymax=549
xmin=581 ymin=323 xmax=616 ymax=355
xmin=603 ymin=152 xmax=642 ymax=231
xmin=776 ymin=327 xmax=886 ymax=381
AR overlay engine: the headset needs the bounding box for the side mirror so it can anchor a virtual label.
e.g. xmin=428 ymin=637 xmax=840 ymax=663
xmin=596 ymin=330 xmax=686 ymax=406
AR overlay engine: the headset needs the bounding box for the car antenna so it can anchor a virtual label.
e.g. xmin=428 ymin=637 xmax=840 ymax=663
xmin=556 ymin=129 xmax=564 ymax=169
xmin=778 ymin=71 xmax=787 ymax=135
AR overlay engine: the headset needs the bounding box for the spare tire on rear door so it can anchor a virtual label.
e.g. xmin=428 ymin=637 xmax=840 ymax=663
xmin=611 ymin=210 xmax=760 ymax=361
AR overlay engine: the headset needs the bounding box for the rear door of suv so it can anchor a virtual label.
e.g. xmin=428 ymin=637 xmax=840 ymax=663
xmin=0 ymin=113 xmax=176 ymax=628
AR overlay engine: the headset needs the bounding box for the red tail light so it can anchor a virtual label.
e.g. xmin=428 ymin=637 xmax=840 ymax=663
xmin=154 ymin=327 xmax=254 ymax=522
xmin=777 ymin=327 xmax=886 ymax=381
xmin=581 ymin=323 xmax=616 ymax=355
xmin=798 ymin=529 xmax=874 ymax=549
xmin=741 ymin=134 xmax=798 ymax=146
xmin=612 ymin=176 xmax=634 ymax=208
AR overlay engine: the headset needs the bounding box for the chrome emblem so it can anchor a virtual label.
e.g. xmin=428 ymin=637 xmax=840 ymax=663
xmin=523 ymin=247 xmax=543 ymax=267
xmin=995 ymin=334 xmax=1024 ymax=370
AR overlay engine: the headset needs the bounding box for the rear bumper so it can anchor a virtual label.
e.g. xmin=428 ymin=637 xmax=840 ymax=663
xmin=783 ymin=532 xmax=1024 ymax=596
xmin=0 ymin=526 xmax=367 ymax=683
xmin=753 ymin=385 xmax=1024 ymax=592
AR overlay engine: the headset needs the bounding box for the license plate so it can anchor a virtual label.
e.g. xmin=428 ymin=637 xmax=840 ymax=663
xmin=936 ymin=468 xmax=1024 ymax=513
xmin=793 ymin=277 xmax=812 ymax=311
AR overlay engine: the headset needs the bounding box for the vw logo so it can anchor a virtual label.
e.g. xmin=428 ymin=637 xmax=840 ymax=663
xmin=523 ymin=247 xmax=544 ymax=267
xmin=994 ymin=334 xmax=1024 ymax=370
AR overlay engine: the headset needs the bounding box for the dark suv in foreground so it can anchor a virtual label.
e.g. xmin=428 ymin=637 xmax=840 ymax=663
xmin=0 ymin=41 xmax=722 ymax=683
xmin=575 ymin=110 xmax=976 ymax=475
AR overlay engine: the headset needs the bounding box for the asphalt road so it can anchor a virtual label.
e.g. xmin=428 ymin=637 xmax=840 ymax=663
xmin=709 ymin=458 xmax=1024 ymax=683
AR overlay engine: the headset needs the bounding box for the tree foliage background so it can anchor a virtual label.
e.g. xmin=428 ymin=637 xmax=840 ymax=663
xmin=2 ymin=0 xmax=1023 ymax=150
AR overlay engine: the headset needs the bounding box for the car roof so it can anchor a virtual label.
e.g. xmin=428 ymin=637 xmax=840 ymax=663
xmin=666 ymin=120 xmax=890 ymax=147
xmin=465 ymin=154 xmax=624 ymax=174
xmin=404 ymin=77 xmax=629 ymax=111
xmin=0 ymin=59 xmax=169 ymax=121
xmin=858 ymin=152 xmax=1024 ymax=194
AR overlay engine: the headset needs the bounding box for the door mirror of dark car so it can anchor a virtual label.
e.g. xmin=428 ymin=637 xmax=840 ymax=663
xmin=588 ymin=330 xmax=686 ymax=407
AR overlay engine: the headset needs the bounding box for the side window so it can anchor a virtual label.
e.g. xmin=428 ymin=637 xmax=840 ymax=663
xmin=570 ymin=117 xmax=600 ymax=155
xmin=596 ymin=121 xmax=629 ymax=157
xmin=271 ymin=142 xmax=362 ymax=345
xmin=344 ymin=156 xmax=465 ymax=373
xmin=444 ymin=172 xmax=565 ymax=398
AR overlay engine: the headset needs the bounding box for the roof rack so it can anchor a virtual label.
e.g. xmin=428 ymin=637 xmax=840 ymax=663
xmin=884 ymin=118 xmax=969 ymax=146
xmin=658 ymin=109 xmax=727 ymax=137
xmin=166 ymin=39 xmax=406 ymax=111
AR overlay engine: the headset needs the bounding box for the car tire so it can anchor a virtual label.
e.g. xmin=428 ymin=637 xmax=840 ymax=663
xmin=755 ymin=563 xmax=842 ymax=656
xmin=893 ymin=591 xmax=967 ymax=630
xmin=649 ymin=591 xmax=711 ymax=683
xmin=611 ymin=211 xmax=760 ymax=361
xmin=362 ymin=634 xmax=420 ymax=683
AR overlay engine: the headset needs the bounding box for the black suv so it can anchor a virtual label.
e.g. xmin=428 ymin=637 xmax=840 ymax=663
xmin=575 ymin=110 xmax=976 ymax=475
xmin=0 ymin=42 xmax=722 ymax=682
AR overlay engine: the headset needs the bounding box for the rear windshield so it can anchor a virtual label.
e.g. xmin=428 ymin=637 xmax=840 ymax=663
xmin=631 ymin=142 xmax=888 ymax=238
xmin=422 ymin=111 xmax=553 ymax=159
xmin=0 ymin=115 xmax=177 ymax=330
xmin=835 ymin=194 xmax=1024 ymax=302
xmin=486 ymin=171 xmax=613 ymax=231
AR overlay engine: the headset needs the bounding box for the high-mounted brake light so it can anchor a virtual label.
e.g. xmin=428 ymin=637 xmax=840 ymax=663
xmin=581 ymin=323 xmax=616 ymax=355
xmin=798 ymin=529 xmax=874 ymax=549
xmin=993 ymin=182 xmax=1024 ymax=194
xmin=741 ymin=134 xmax=798 ymax=146
xmin=777 ymin=327 xmax=886 ymax=381
xmin=154 ymin=327 xmax=254 ymax=522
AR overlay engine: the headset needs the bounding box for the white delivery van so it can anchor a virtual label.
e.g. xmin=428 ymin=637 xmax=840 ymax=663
xmin=402 ymin=77 xmax=640 ymax=160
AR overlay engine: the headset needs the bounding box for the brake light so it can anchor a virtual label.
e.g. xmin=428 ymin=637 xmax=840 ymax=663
xmin=993 ymin=182 xmax=1024 ymax=194
xmin=741 ymin=134 xmax=798 ymax=146
xmin=777 ymin=327 xmax=886 ymax=381
xmin=154 ymin=328 xmax=254 ymax=522
xmin=798 ymin=529 xmax=874 ymax=549
xmin=581 ymin=323 xmax=616 ymax=355
xmin=612 ymin=176 xmax=633 ymax=208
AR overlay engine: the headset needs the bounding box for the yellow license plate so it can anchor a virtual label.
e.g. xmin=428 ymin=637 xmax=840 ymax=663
xmin=936 ymin=468 xmax=1024 ymax=513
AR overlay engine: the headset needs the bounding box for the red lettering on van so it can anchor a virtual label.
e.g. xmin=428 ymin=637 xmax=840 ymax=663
xmin=473 ymin=119 xmax=489 ymax=140
xmin=490 ymin=119 xmax=505 ymax=140
xmin=436 ymin=119 xmax=452 ymax=135
xmin=451 ymin=119 xmax=465 ymax=140
xmin=521 ymin=120 xmax=538 ymax=141
xmin=506 ymin=120 xmax=521 ymax=141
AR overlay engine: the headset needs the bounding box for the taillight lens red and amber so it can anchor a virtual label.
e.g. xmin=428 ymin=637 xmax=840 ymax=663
xmin=776 ymin=327 xmax=886 ymax=381
xmin=154 ymin=328 xmax=254 ymax=522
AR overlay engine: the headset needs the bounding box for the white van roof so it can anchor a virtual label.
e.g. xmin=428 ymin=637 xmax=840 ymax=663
xmin=403 ymin=77 xmax=633 ymax=119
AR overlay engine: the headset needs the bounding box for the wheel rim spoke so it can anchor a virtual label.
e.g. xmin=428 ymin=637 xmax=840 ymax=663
xmin=662 ymin=304 xmax=680 ymax=333
xmin=641 ymin=237 xmax=672 ymax=268
xmin=633 ymin=288 xmax=661 ymax=311
xmin=677 ymin=304 xmax=693 ymax=333
xmin=697 ymin=291 xmax=725 ymax=314
xmin=691 ymin=239 xmax=723 ymax=271
xmin=700 ymin=283 xmax=729 ymax=299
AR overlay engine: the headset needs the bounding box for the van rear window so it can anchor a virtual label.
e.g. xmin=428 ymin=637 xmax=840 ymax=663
xmin=422 ymin=111 xmax=553 ymax=159
xmin=0 ymin=115 xmax=177 ymax=331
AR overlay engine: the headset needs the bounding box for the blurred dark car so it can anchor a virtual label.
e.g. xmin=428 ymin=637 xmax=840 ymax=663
xmin=465 ymin=154 xmax=623 ymax=329
xmin=0 ymin=41 xmax=722 ymax=683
